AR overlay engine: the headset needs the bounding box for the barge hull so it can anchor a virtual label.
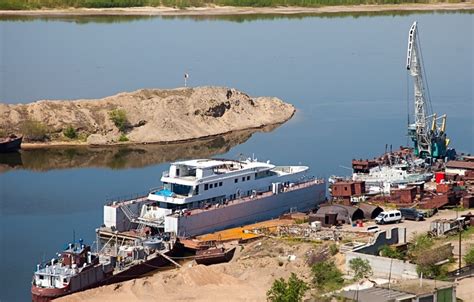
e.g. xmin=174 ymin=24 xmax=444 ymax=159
xmin=165 ymin=181 xmax=326 ymax=237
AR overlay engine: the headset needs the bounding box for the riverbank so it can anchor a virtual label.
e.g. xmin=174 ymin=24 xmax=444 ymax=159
xmin=0 ymin=87 xmax=295 ymax=147
xmin=0 ymin=126 xmax=281 ymax=173
xmin=0 ymin=3 xmax=472 ymax=16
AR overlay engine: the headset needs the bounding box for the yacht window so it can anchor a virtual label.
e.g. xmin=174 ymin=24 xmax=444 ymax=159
xmin=194 ymin=186 xmax=199 ymax=195
xmin=219 ymin=182 xmax=223 ymax=187
xmin=163 ymin=182 xmax=171 ymax=190
xmin=242 ymin=177 xmax=245 ymax=182
xmin=39 ymin=275 xmax=44 ymax=280
xmin=204 ymin=184 xmax=208 ymax=190
xmin=176 ymin=169 xmax=180 ymax=176
xmin=247 ymin=176 xmax=250 ymax=181
xmin=210 ymin=184 xmax=213 ymax=189
xmin=255 ymin=170 xmax=277 ymax=179
xmin=235 ymin=179 xmax=238 ymax=183
xmin=171 ymin=184 xmax=192 ymax=195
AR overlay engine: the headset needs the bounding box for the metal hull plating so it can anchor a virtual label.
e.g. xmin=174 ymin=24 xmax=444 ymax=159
xmin=165 ymin=181 xmax=326 ymax=237
xmin=31 ymin=244 xmax=183 ymax=302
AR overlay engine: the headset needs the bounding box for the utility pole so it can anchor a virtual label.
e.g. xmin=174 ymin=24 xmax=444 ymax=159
xmin=184 ymin=73 xmax=189 ymax=87
xmin=456 ymin=208 xmax=462 ymax=273
xmin=459 ymin=215 xmax=462 ymax=271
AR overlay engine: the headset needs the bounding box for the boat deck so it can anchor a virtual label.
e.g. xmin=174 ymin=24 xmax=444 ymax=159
xmin=195 ymin=218 xmax=295 ymax=242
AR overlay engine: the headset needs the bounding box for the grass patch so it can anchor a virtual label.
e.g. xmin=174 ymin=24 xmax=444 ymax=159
xmin=443 ymin=226 xmax=474 ymax=241
xmin=118 ymin=133 xmax=129 ymax=142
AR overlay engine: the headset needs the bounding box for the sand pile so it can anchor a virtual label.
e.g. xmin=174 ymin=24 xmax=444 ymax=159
xmin=58 ymin=238 xmax=322 ymax=302
xmin=0 ymin=87 xmax=294 ymax=146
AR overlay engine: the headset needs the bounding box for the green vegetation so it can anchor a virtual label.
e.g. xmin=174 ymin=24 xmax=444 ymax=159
xmin=21 ymin=119 xmax=49 ymax=141
xmin=409 ymin=233 xmax=434 ymax=258
xmin=348 ymin=257 xmax=372 ymax=281
xmin=378 ymin=245 xmax=404 ymax=260
xmin=311 ymin=260 xmax=344 ymax=292
xmin=63 ymin=125 xmax=77 ymax=139
xmin=329 ymin=243 xmax=339 ymax=256
xmin=118 ymin=133 xmax=129 ymax=142
xmin=464 ymin=245 xmax=474 ymax=266
xmin=408 ymin=233 xmax=451 ymax=279
xmin=0 ymin=0 xmax=465 ymax=10
xmin=108 ymin=109 xmax=129 ymax=132
xmin=267 ymin=273 xmax=308 ymax=302
xmin=446 ymin=226 xmax=474 ymax=241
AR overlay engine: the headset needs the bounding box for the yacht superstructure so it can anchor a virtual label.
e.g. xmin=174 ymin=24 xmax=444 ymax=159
xmin=103 ymin=158 xmax=326 ymax=236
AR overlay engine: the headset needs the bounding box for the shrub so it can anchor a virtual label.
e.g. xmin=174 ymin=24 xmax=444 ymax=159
xmin=378 ymin=245 xmax=404 ymax=260
xmin=21 ymin=120 xmax=49 ymax=141
xmin=63 ymin=125 xmax=77 ymax=139
xmin=267 ymin=273 xmax=308 ymax=302
xmin=408 ymin=233 xmax=434 ymax=261
xmin=311 ymin=260 xmax=344 ymax=292
xmin=464 ymin=245 xmax=474 ymax=266
xmin=118 ymin=134 xmax=129 ymax=142
xmin=349 ymin=257 xmax=372 ymax=281
xmin=109 ymin=109 xmax=129 ymax=132
xmin=416 ymin=263 xmax=448 ymax=280
xmin=329 ymin=243 xmax=339 ymax=256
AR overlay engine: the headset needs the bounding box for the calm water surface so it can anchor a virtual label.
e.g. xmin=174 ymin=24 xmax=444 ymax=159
xmin=0 ymin=12 xmax=473 ymax=301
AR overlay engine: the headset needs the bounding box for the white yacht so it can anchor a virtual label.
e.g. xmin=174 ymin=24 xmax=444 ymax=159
xmin=352 ymin=163 xmax=432 ymax=194
xmin=104 ymin=158 xmax=326 ymax=237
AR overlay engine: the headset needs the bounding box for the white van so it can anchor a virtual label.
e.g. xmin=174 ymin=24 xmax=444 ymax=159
xmin=375 ymin=210 xmax=402 ymax=225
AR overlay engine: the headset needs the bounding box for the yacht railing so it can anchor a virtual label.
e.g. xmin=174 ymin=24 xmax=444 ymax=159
xmin=105 ymin=190 xmax=150 ymax=206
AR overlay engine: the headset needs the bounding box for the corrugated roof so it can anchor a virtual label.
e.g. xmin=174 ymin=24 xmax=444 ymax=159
xmin=340 ymin=287 xmax=414 ymax=302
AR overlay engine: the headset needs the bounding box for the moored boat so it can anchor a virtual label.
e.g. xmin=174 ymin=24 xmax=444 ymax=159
xmin=103 ymin=158 xmax=326 ymax=237
xmin=195 ymin=246 xmax=236 ymax=265
xmin=31 ymin=238 xmax=183 ymax=302
xmin=0 ymin=134 xmax=22 ymax=153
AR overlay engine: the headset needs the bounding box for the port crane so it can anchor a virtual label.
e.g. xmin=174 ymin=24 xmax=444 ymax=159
xmin=406 ymin=21 xmax=449 ymax=160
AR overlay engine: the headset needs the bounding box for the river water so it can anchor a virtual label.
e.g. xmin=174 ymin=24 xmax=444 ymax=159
xmin=0 ymin=11 xmax=472 ymax=301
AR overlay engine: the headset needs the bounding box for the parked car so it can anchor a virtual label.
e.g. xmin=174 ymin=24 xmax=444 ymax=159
xmin=399 ymin=208 xmax=424 ymax=221
xmin=419 ymin=208 xmax=438 ymax=218
xmin=375 ymin=210 xmax=402 ymax=225
xmin=366 ymin=225 xmax=380 ymax=233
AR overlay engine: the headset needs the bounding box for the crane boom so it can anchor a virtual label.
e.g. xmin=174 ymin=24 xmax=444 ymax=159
xmin=406 ymin=22 xmax=431 ymax=157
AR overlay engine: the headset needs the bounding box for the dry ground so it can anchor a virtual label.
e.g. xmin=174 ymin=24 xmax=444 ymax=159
xmin=58 ymin=237 xmax=326 ymax=302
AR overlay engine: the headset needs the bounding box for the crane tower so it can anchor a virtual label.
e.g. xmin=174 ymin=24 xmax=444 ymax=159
xmin=406 ymin=21 xmax=449 ymax=160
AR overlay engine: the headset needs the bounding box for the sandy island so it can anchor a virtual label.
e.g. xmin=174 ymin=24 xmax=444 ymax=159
xmin=0 ymin=86 xmax=295 ymax=147
xmin=0 ymin=3 xmax=472 ymax=17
